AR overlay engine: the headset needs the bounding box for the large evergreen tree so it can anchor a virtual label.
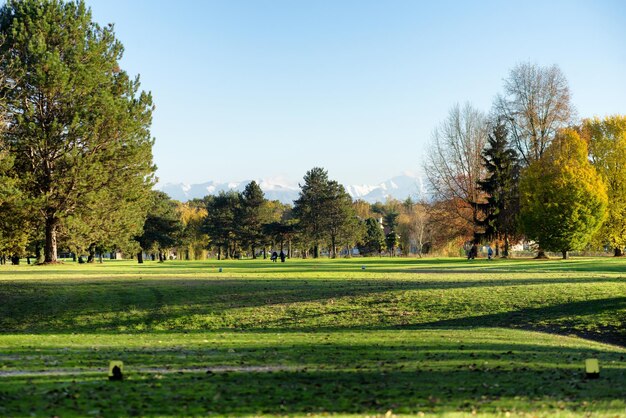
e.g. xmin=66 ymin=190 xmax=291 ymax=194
xmin=476 ymin=122 xmax=520 ymax=257
xmin=519 ymin=129 xmax=607 ymax=259
xmin=0 ymin=0 xmax=155 ymax=263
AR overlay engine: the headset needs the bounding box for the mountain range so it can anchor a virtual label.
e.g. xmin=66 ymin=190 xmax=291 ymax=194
xmin=158 ymin=173 xmax=426 ymax=204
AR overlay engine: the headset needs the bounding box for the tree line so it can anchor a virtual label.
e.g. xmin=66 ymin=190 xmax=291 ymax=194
xmin=424 ymin=62 xmax=626 ymax=259
xmin=134 ymin=168 xmax=435 ymax=263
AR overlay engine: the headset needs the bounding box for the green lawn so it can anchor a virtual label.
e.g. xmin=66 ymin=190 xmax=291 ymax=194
xmin=0 ymin=257 xmax=625 ymax=416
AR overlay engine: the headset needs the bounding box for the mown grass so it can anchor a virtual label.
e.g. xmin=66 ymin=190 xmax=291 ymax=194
xmin=0 ymin=257 xmax=625 ymax=417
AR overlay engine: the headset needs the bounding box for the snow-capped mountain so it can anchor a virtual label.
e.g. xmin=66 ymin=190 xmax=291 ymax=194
xmin=158 ymin=173 xmax=425 ymax=204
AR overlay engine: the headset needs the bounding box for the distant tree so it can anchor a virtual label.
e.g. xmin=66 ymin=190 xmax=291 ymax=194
xmin=293 ymin=167 xmax=356 ymax=258
xmin=583 ymin=116 xmax=626 ymax=256
xmin=424 ymin=103 xmax=489 ymax=235
xmin=0 ymin=0 xmax=156 ymax=263
xmin=177 ymin=200 xmax=209 ymax=260
xmin=519 ymin=129 xmax=607 ymax=259
xmin=398 ymin=201 xmax=430 ymax=257
xmin=293 ymin=168 xmax=329 ymax=258
xmin=495 ymin=62 xmax=573 ymax=166
xmin=203 ymin=191 xmax=241 ymax=260
xmin=135 ymin=191 xmax=182 ymax=263
xmin=352 ymin=199 xmax=373 ymax=219
xmin=259 ymin=200 xmax=293 ymax=257
xmin=358 ymin=217 xmax=385 ymax=256
xmin=239 ymin=181 xmax=266 ymax=258
xmin=324 ymin=181 xmax=357 ymax=258
xmin=383 ymin=211 xmax=399 ymax=256
xmin=337 ymin=212 xmax=365 ymax=258
xmin=475 ymin=121 xmax=521 ymax=257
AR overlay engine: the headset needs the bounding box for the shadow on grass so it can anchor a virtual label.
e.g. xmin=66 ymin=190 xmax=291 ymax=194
xmin=403 ymin=297 xmax=626 ymax=347
xmin=1 ymin=275 xmax=625 ymax=346
xmin=0 ymin=340 xmax=624 ymax=416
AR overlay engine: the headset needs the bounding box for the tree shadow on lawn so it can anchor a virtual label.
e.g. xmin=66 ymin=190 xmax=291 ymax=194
xmin=0 ymin=341 xmax=625 ymax=416
xmin=397 ymin=297 xmax=626 ymax=347
xmin=1 ymin=274 xmax=625 ymax=346
xmin=0 ymin=277 xmax=626 ymax=332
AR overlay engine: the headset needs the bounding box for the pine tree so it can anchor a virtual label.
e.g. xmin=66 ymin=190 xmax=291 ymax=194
xmin=203 ymin=191 xmax=241 ymax=260
xmin=293 ymin=167 xmax=356 ymax=258
xmin=476 ymin=122 xmax=520 ymax=257
xmin=239 ymin=181 xmax=266 ymax=258
xmin=0 ymin=0 xmax=155 ymax=262
xmin=358 ymin=218 xmax=385 ymax=256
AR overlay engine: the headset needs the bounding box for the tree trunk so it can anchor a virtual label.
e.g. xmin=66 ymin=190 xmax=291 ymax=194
xmin=331 ymin=236 xmax=337 ymax=258
xmin=288 ymin=240 xmax=292 ymax=258
xmin=313 ymin=245 xmax=319 ymax=258
xmin=562 ymin=250 xmax=568 ymax=259
xmin=99 ymin=253 xmax=103 ymax=263
xmin=502 ymin=233 xmax=510 ymax=258
xmin=217 ymin=246 xmax=222 ymax=260
xmin=614 ymin=247 xmax=623 ymax=257
xmin=87 ymin=244 xmax=96 ymax=263
xmin=252 ymin=245 xmax=256 ymax=259
xmin=44 ymin=216 xmax=59 ymax=263
xmin=137 ymin=251 xmax=144 ymax=264
xmin=535 ymin=248 xmax=548 ymax=259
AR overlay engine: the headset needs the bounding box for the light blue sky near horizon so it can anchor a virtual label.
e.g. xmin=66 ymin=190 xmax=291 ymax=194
xmin=86 ymin=0 xmax=626 ymax=186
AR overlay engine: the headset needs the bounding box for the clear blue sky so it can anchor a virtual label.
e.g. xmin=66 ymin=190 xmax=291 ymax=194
xmin=86 ymin=0 xmax=626 ymax=186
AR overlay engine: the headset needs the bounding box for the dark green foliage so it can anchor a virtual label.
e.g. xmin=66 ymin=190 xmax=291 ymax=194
xmin=293 ymin=167 xmax=357 ymax=258
xmin=203 ymin=191 xmax=242 ymax=259
xmin=476 ymin=122 xmax=520 ymax=256
xmin=383 ymin=211 xmax=399 ymax=255
xmin=135 ymin=191 xmax=182 ymax=262
xmin=358 ymin=217 xmax=384 ymax=256
xmin=239 ymin=181 xmax=265 ymax=258
xmin=0 ymin=0 xmax=155 ymax=262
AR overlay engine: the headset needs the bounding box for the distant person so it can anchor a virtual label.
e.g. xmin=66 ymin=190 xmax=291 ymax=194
xmin=279 ymin=251 xmax=286 ymax=263
xmin=467 ymin=243 xmax=478 ymax=260
xmin=271 ymin=251 xmax=278 ymax=262
xmin=487 ymin=245 xmax=494 ymax=260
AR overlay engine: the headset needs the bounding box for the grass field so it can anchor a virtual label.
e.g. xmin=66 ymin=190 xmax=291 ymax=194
xmin=0 ymin=257 xmax=624 ymax=417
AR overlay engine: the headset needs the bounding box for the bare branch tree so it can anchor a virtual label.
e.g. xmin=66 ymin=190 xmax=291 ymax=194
xmin=494 ymin=62 xmax=574 ymax=166
xmin=424 ymin=102 xmax=489 ymax=228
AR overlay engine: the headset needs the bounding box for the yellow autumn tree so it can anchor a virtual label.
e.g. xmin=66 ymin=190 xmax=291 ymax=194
xmin=177 ymin=201 xmax=209 ymax=260
xmin=519 ymin=129 xmax=607 ymax=259
xmin=583 ymin=115 xmax=626 ymax=256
